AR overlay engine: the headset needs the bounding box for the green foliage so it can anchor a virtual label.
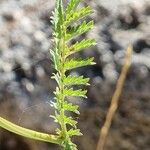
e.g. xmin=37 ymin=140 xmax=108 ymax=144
xmin=50 ymin=0 xmax=96 ymax=149
xmin=64 ymin=57 xmax=95 ymax=70
xmin=63 ymin=75 xmax=90 ymax=86
xmin=0 ymin=0 xmax=95 ymax=149
xmin=66 ymin=0 xmax=80 ymax=14
xmin=65 ymin=38 xmax=96 ymax=57
xmin=65 ymin=6 xmax=93 ymax=26
xmin=65 ymin=21 xmax=94 ymax=41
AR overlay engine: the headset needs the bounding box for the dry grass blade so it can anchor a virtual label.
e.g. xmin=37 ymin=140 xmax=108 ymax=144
xmin=96 ymin=46 xmax=133 ymax=150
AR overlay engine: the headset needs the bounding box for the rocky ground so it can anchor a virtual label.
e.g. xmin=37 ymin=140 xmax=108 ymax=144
xmin=0 ymin=0 xmax=150 ymax=150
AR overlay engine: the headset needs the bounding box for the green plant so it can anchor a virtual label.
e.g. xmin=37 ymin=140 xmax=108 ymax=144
xmin=0 ymin=0 xmax=96 ymax=149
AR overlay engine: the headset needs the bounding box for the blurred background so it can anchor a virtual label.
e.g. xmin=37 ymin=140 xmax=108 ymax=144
xmin=0 ymin=0 xmax=150 ymax=150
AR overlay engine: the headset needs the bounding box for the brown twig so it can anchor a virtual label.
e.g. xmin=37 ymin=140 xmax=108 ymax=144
xmin=96 ymin=46 xmax=133 ymax=150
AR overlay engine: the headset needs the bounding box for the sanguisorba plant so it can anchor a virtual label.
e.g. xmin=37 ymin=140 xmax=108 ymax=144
xmin=0 ymin=0 xmax=96 ymax=149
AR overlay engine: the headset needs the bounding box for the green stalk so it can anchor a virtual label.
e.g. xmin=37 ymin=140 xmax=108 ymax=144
xmin=0 ymin=117 xmax=62 ymax=145
xmin=59 ymin=15 xmax=69 ymax=149
xmin=59 ymin=37 xmax=67 ymax=138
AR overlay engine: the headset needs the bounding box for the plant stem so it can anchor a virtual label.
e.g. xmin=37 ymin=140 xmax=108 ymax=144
xmin=0 ymin=117 xmax=62 ymax=145
xmin=60 ymin=25 xmax=69 ymax=147
xmin=96 ymin=46 xmax=132 ymax=150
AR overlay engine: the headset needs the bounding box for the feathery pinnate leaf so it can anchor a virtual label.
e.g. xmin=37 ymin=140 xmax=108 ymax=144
xmin=65 ymin=6 xmax=93 ymax=26
xmin=67 ymin=129 xmax=82 ymax=137
xmin=63 ymin=101 xmax=80 ymax=114
xmin=65 ymin=21 xmax=94 ymax=41
xmin=64 ymin=75 xmax=90 ymax=86
xmin=50 ymin=0 xmax=96 ymax=149
xmin=66 ymin=0 xmax=80 ymax=14
xmin=66 ymin=39 xmax=96 ymax=56
xmin=64 ymin=88 xmax=87 ymax=98
xmin=64 ymin=57 xmax=95 ymax=71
